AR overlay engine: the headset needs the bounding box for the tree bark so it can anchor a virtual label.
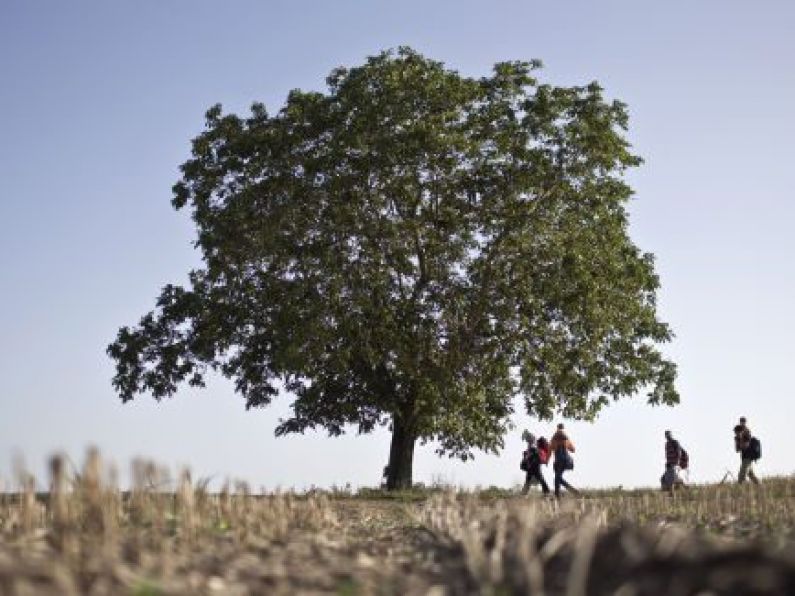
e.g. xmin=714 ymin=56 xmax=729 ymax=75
xmin=385 ymin=416 xmax=416 ymax=490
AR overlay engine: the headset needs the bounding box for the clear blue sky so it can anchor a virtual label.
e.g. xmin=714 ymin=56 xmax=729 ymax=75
xmin=1 ymin=0 xmax=793 ymax=491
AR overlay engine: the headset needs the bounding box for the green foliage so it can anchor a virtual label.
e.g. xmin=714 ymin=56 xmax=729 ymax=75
xmin=132 ymin=580 xmax=163 ymax=596
xmin=108 ymin=47 xmax=677 ymax=480
xmin=335 ymin=577 xmax=360 ymax=596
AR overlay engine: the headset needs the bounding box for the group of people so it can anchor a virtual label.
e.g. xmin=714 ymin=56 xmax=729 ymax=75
xmin=520 ymin=416 xmax=763 ymax=497
xmin=520 ymin=423 xmax=579 ymax=497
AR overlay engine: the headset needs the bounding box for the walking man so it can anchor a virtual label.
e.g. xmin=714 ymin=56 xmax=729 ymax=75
xmin=734 ymin=423 xmax=760 ymax=485
xmin=549 ymin=423 xmax=579 ymax=497
xmin=661 ymin=430 xmax=685 ymax=492
xmin=520 ymin=431 xmax=550 ymax=495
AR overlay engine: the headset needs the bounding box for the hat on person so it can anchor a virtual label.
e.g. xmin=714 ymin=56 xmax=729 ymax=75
xmin=521 ymin=430 xmax=535 ymax=443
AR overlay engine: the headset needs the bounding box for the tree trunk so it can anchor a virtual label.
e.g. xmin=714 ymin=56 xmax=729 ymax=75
xmin=385 ymin=416 xmax=416 ymax=490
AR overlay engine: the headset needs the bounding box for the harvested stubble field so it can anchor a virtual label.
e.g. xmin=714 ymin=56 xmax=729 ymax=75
xmin=1 ymin=452 xmax=795 ymax=595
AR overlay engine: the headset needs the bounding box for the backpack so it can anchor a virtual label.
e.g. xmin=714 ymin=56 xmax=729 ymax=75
xmin=748 ymin=437 xmax=762 ymax=461
xmin=536 ymin=437 xmax=550 ymax=465
xmin=678 ymin=447 xmax=689 ymax=470
xmin=554 ymin=444 xmax=574 ymax=471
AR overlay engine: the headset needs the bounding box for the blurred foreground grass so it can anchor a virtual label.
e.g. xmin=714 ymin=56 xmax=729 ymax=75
xmin=1 ymin=450 xmax=794 ymax=594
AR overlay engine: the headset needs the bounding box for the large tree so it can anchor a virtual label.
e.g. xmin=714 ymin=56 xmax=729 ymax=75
xmin=108 ymin=48 xmax=677 ymax=489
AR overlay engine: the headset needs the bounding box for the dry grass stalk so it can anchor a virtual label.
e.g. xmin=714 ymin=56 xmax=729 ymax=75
xmin=0 ymin=453 xmax=794 ymax=594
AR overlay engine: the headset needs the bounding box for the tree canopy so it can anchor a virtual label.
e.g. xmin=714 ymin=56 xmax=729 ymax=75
xmin=108 ymin=48 xmax=677 ymax=489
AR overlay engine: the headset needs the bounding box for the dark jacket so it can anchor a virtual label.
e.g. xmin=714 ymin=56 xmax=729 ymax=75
xmin=522 ymin=446 xmax=542 ymax=472
xmin=734 ymin=426 xmax=751 ymax=452
xmin=665 ymin=439 xmax=682 ymax=467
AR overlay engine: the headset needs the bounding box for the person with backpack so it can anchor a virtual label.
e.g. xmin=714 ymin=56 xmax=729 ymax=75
xmin=549 ymin=423 xmax=579 ymax=497
xmin=661 ymin=430 xmax=687 ymax=492
xmin=734 ymin=423 xmax=761 ymax=485
xmin=520 ymin=431 xmax=550 ymax=495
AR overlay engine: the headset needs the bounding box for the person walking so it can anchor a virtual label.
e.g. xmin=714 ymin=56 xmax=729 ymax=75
xmin=549 ymin=423 xmax=578 ymax=497
xmin=661 ymin=430 xmax=686 ymax=492
xmin=734 ymin=424 xmax=760 ymax=485
xmin=520 ymin=431 xmax=550 ymax=495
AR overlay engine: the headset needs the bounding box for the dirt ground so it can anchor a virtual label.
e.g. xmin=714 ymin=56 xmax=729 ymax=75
xmin=0 ymin=497 xmax=466 ymax=595
xmin=2 ymin=484 xmax=795 ymax=595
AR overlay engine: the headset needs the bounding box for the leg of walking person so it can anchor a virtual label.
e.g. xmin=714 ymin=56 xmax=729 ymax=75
xmin=536 ymin=469 xmax=550 ymax=494
xmin=661 ymin=466 xmax=674 ymax=493
xmin=522 ymin=472 xmax=532 ymax=495
xmin=739 ymin=459 xmax=751 ymax=484
xmin=524 ymin=469 xmax=549 ymax=495
xmin=558 ymin=472 xmax=579 ymax=495
xmin=554 ymin=468 xmax=563 ymax=497
xmin=747 ymin=461 xmax=760 ymax=485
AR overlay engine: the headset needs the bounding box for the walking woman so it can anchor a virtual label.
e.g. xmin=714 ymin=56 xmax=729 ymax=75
xmin=549 ymin=423 xmax=579 ymax=497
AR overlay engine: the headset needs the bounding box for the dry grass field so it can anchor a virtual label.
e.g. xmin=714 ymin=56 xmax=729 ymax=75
xmin=1 ymin=450 xmax=794 ymax=595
